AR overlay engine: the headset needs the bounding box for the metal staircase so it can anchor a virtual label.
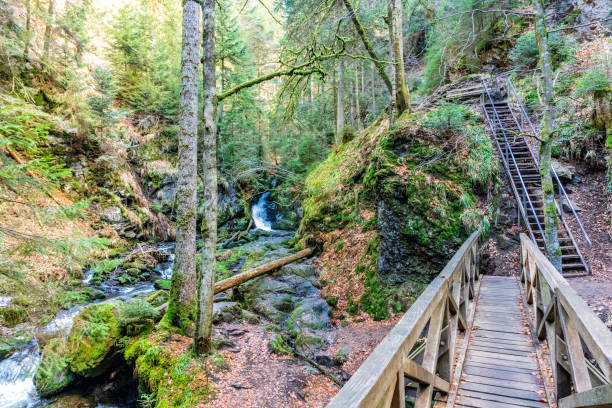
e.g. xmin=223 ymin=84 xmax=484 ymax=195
xmin=481 ymin=78 xmax=591 ymax=276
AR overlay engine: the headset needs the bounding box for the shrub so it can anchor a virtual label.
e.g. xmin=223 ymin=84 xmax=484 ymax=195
xmin=509 ymin=30 xmax=573 ymax=69
xmin=575 ymin=69 xmax=611 ymax=97
xmin=423 ymin=103 xmax=473 ymax=131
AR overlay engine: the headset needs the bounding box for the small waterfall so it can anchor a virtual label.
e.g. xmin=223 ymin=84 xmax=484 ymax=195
xmin=251 ymin=192 xmax=275 ymax=232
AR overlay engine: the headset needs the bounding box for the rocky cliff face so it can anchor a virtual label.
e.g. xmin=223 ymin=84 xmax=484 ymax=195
xmin=298 ymin=107 xmax=499 ymax=320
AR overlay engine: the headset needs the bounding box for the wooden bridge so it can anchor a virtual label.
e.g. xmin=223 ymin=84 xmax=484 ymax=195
xmin=326 ymin=232 xmax=612 ymax=407
xmin=325 ymin=80 xmax=611 ymax=408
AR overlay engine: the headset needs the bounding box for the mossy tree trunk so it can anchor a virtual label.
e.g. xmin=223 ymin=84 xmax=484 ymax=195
xmin=336 ymin=59 xmax=345 ymax=145
xmin=195 ymin=0 xmax=217 ymax=355
xmin=389 ymin=0 xmax=410 ymax=114
xmin=163 ymin=0 xmax=200 ymax=332
xmin=534 ymin=0 xmax=562 ymax=271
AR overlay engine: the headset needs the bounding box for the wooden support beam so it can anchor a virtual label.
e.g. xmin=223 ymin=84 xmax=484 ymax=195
xmin=403 ymin=359 xmax=450 ymax=393
xmin=558 ymin=384 xmax=612 ymax=408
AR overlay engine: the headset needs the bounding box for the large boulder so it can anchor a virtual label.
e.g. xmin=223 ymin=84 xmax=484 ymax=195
xmin=552 ymin=159 xmax=576 ymax=184
xmin=34 ymin=338 xmax=73 ymax=397
xmin=66 ymin=304 xmax=121 ymax=378
xmin=243 ymin=273 xmax=319 ymax=323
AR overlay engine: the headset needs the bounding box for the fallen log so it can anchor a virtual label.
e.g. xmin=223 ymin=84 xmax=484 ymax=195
xmin=214 ymin=248 xmax=312 ymax=294
xmin=155 ymin=247 xmax=313 ymax=314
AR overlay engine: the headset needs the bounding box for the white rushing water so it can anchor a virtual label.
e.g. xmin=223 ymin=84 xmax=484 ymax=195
xmin=251 ymin=192 xmax=274 ymax=231
xmin=0 ymin=343 xmax=41 ymax=408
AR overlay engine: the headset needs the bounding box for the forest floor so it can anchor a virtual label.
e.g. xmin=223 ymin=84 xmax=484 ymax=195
xmin=199 ymin=317 xmax=398 ymax=407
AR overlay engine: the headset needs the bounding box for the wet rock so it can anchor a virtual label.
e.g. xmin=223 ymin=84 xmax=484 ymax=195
xmin=46 ymin=395 xmax=94 ymax=408
xmin=0 ymin=333 xmax=29 ymax=359
xmin=562 ymin=200 xmax=581 ymax=213
xmin=314 ymin=354 xmax=335 ymax=367
xmin=287 ymin=298 xmax=331 ymax=332
xmin=213 ymin=302 xmax=241 ymax=324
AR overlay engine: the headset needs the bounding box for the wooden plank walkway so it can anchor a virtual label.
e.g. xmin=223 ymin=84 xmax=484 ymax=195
xmin=453 ymin=276 xmax=550 ymax=408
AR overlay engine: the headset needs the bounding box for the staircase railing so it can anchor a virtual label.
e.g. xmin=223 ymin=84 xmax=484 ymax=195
xmin=326 ymin=231 xmax=481 ymax=408
xmin=519 ymin=234 xmax=612 ymax=407
xmin=506 ymin=78 xmax=592 ymax=274
xmin=481 ymin=80 xmax=547 ymax=248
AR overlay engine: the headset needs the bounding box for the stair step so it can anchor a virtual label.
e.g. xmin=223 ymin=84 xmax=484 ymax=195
xmin=562 ymin=263 xmax=586 ymax=270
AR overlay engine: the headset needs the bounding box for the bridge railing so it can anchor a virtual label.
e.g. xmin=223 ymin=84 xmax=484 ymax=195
xmin=520 ymin=234 xmax=612 ymax=407
xmin=326 ymin=231 xmax=481 ymax=408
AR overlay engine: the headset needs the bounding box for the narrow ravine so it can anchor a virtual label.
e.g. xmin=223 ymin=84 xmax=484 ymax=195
xmin=0 ymin=192 xmax=327 ymax=408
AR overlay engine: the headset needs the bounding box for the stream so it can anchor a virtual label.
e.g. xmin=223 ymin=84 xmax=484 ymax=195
xmin=0 ymin=192 xmax=284 ymax=408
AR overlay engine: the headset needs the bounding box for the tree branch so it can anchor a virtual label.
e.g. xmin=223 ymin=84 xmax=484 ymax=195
xmin=342 ymin=0 xmax=393 ymax=95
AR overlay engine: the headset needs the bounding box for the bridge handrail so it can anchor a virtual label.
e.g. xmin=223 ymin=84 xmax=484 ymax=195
xmin=326 ymin=231 xmax=481 ymax=408
xmin=520 ymin=234 xmax=612 ymax=406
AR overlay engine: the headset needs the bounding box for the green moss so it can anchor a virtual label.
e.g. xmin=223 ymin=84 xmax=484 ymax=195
xmin=326 ymin=296 xmax=338 ymax=308
xmin=154 ymin=279 xmax=171 ymax=290
xmin=35 ymin=338 xmax=73 ymax=397
xmin=67 ymin=303 xmax=121 ymax=377
xmin=0 ymin=305 xmax=26 ymax=327
xmin=146 ymin=290 xmax=169 ymax=307
xmin=125 ymin=335 xmax=212 ymax=407
xmin=347 ymin=297 xmax=358 ymax=316
xmin=268 ymin=334 xmax=293 ymax=355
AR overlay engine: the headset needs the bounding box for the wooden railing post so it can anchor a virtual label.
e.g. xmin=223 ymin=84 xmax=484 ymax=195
xmin=325 ymin=231 xmax=480 ymax=408
xmin=518 ymin=233 xmax=612 ymax=407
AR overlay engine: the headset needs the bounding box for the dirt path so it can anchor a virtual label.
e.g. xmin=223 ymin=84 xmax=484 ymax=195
xmin=200 ymin=317 xmax=398 ymax=408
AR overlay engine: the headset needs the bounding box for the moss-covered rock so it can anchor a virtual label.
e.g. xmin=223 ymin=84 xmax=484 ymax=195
xmin=66 ymin=303 xmax=121 ymax=377
xmin=124 ymin=334 xmax=212 ymax=407
xmin=298 ymin=108 xmax=498 ymax=320
xmin=146 ymin=290 xmax=169 ymax=307
xmin=34 ymin=338 xmax=74 ymax=397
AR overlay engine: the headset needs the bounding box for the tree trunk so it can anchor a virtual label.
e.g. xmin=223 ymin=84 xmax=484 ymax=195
xmin=388 ymin=7 xmax=396 ymax=127
xmin=342 ymin=0 xmax=393 ymax=95
xmin=534 ymin=0 xmax=561 ymax=271
xmin=336 ymin=59 xmax=345 ymax=145
xmin=195 ymin=0 xmax=217 ymax=355
xmin=354 ymin=64 xmax=361 ymax=131
xmin=371 ymin=63 xmax=376 ymax=116
xmin=43 ymin=0 xmax=55 ymax=59
xmin=24 ymin=0 xmax=31 ymax=59
xmin=391 ymin=0 xmax=410 ymax=114
xmin=162 ymin=0 xmax=200 ymax=332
